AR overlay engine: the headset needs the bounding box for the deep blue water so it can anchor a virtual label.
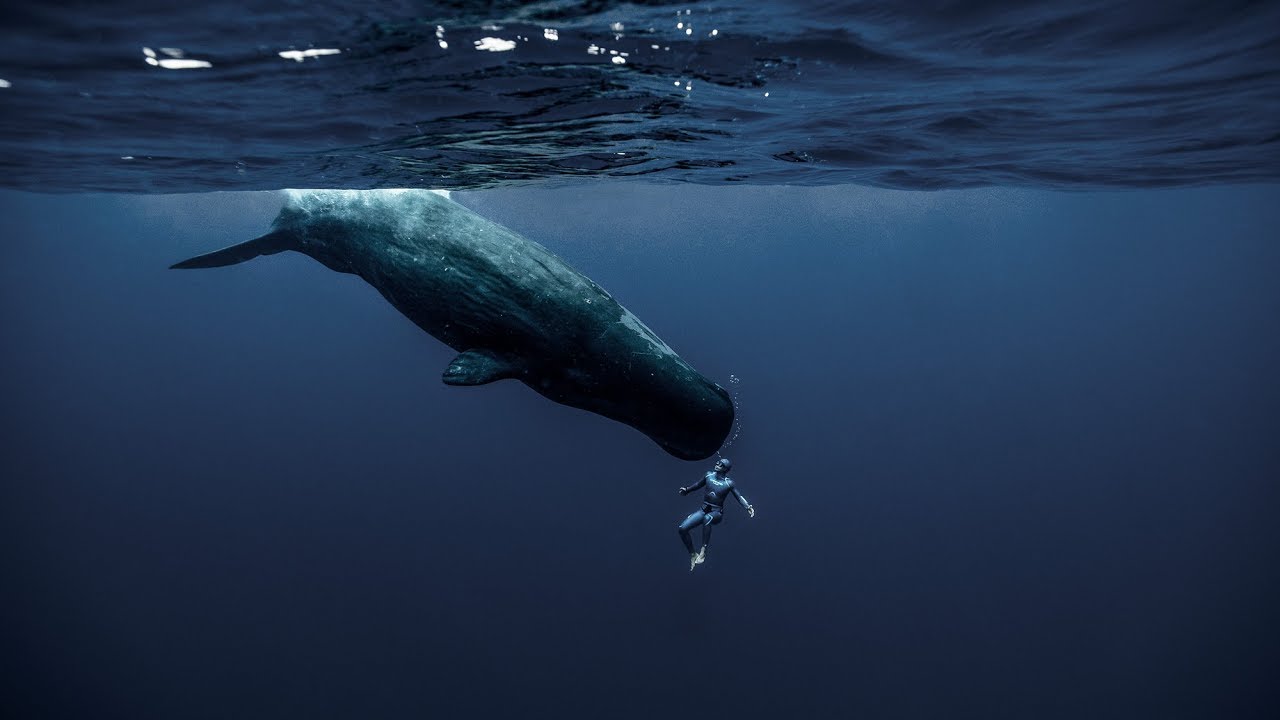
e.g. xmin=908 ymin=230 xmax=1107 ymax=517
xmin=2 ymin=2 xmax=1280 ymax=719
xmin=2 ymin=185 xmax=1279 ymax=718
xmin=1 ymin=0 xmax=1278 ymax=191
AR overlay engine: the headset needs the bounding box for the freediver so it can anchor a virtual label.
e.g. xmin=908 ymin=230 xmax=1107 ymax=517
xmin=677 ymin=457 xmax=754 ymax=571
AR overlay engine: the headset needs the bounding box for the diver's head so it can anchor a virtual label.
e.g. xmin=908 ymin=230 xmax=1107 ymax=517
xmin=714 ymin=457 xmax=732 ymax=474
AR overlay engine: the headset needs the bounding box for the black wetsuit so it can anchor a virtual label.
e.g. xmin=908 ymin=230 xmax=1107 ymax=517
xmin=678 ymin=471 xmax=750 ymax=554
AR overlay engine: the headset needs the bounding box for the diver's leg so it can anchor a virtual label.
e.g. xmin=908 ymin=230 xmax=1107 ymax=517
xmin=678 ymin=511 xmax=705 ymax=556
xmin=696 ymin=507 xmax=727 ymax=563
xmin=698 ymin=512 xmax=722 ymax=562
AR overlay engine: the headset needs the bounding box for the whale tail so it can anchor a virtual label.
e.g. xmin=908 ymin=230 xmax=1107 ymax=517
xmin=170 ymin=230 xmax=296 ymax=269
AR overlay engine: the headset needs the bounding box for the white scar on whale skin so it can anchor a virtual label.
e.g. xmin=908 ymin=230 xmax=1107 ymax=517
xmin=618 ymin=310 xmax=676 ymax=358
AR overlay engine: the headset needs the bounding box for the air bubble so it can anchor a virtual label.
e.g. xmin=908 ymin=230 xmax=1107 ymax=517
xmin=721 ymin=374 xmax=744 ymax=451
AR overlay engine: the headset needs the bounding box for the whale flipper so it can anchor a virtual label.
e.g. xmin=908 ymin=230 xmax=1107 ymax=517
xmin=443 ymin=349 xmax=524 ymax=386
xmin=170 ymin=230 xmax=295 ymax=269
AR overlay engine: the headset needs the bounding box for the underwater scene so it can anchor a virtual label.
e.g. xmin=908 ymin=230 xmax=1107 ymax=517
xmin=2 ymin=2 xmax=1278 ymax=718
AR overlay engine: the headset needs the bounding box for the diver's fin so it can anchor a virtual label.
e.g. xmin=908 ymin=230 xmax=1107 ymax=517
xmin=170 ymin=230 xmax=295 ymax=269
xmin=443 ymin=349 xmax=522 ymax=386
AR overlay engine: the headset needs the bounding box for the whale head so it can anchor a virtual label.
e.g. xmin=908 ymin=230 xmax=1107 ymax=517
xmin=634 ymin=374 xmax=735 ymax=461
xmin=533 ymin=362 xmax=734 ymax=461
xmin=525 ymin=308 xmax=735 ymax=461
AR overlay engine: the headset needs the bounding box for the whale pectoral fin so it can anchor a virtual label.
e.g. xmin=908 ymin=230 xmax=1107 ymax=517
xmin=442 ymin=349 xmax=523 ymax=386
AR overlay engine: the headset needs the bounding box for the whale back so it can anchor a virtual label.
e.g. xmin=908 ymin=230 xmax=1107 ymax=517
xmin=276 ymin=190 xmax=610 ymax=355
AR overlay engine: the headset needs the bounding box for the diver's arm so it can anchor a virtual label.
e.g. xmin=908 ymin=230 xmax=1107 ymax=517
xmin=731 ymin=484 xmax=755 ymax=518
xmin=679 ymin=474 xmax=708 ymax=496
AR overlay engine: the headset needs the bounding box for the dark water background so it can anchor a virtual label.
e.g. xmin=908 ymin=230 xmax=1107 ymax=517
xmin=3 ymin=0 xmax=1280 ymax=718
xmin=2 ymin=184 xmax=1279 ymax=718
xmin=2 ymin=0 xmax=1279 ymax=191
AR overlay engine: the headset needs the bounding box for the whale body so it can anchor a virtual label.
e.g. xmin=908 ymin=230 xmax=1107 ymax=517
xmin=171 ymin=189 xmax=733 ymax=460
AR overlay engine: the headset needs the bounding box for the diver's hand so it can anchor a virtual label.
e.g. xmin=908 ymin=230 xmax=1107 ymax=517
xmin=747 ymin=505 xmax=755 ymax=518
xmin=678 ymin=487 xmax=689 ymax=496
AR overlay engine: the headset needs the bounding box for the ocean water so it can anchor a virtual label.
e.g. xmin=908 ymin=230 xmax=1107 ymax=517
xmin=2 ymin=3 xmax=1279 ymax=719
xmin=2 ymin=0 xmax=1279 ymax=191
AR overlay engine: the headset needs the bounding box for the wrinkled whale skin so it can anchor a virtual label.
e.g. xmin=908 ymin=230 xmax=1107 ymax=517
xmin=172 ymin=189 xmax=733 ymax=460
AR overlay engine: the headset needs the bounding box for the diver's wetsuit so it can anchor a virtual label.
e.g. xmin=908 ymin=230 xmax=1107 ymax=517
xmin=678 ymin=471 xmax=750 ymax=554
